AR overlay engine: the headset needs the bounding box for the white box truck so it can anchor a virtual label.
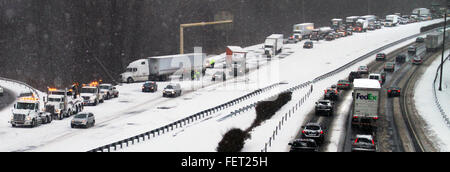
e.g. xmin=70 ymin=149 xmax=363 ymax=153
xmin=293 ymin=23 xmax=314 ymax=40
xmin=120 ymin=53 xmax=206 ymax=82
xmin=385 ymin=15 xmax=399 ymax=27
xmin=351 ymin=79 xmax=381 ymax=129
xmin=354 ymin=19 xmax=368 ymax=32
xmin=264 ymin=34 xmax=284 ymax=58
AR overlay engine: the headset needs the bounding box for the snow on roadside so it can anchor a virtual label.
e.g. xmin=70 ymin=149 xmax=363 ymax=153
xmin=415 ymin=49 xmax=450 ymax=151
xmin=119 ymin=20 xmax=443 ymax=152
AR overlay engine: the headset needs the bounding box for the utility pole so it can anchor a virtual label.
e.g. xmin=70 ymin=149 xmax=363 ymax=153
xmin=302 ymin=0 xmax=305 ymax=23
xmin=367 ymin=0 xmax=371 ymax=14
xmin=439 ymin=10 xmax=447 ymax=91
xmin=180 ymin=20 xmax=233 ymax=54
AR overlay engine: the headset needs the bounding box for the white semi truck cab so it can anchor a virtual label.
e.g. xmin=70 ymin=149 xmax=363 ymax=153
xmin=80 ymin=82 xmax=104 ymax=106
xmin=10 ymin=96 xmax=51 ymax=127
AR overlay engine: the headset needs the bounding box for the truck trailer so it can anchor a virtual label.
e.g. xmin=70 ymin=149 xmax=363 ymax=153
xmin=120 ymin=53 xmax=207 ymax=82
xmin=293 ymin=23 xmax=314 ymax=40
xmin=351 ymin=79 xmax=381 ymax=130
xmin=264 ymin=34 xmax=284 ymax=58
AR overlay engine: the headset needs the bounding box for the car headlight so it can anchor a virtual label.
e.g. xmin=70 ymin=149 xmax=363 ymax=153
xmin=26 ymin=116 xmax=32 ymax=121
xmin=90 ymin=96 xmax=96 ymax=100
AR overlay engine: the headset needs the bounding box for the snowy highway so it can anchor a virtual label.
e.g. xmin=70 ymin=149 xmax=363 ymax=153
xmin=0 ymin=19 xmax=446 ymax=152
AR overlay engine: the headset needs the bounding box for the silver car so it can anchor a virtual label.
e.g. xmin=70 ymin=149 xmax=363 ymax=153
xmin=99 ymin=84 xmax=119 ymax=100
xmin=71 ymin=112 xmax=95 ymax=128
xmin=163 ymin=83 xmax=182 ymax=97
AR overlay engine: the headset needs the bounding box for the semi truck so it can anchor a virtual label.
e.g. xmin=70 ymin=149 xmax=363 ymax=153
xmin=359 ymin=15 xmax=377 ymax=25
xmin=264 ymin=34 xmax=284 ymax=58
xmin=10 ymin=96 xmax=53 ymax=127
xmin=45 ymin=87 xmax=83 ymax=120
xmin=351 ymin=79 xmax=381 ymax=130
xmin=120 ymin=53 xmax=207 ymax=82
xmin=412 ymin=8 xmax=431 ymax=19
xmin=293 ymin=23 xmax=314 ymax=40
xmin=385 ymin=15 xmax=399 ymax=27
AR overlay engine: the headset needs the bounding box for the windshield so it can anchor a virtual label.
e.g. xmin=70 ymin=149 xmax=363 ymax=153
xmin=99 ymin=86 xmax=111 ymax=90
xmin=165 ymin=85 xmax=174 ymax=89
xmin=126 ymin=68 xmax=133 ymax=72
xmin=81 ymin=88 xmax=97 ymax=94
xmin=318 ymin=101 xmax=329 ymax=105
xmin=356 ymin=138 xmax=372 ymax=144
xmin=370 ymin=76 xmax=380 ymax=80
xmin=305 ymin=125 xmax=320 ymax=130
xmin=75 ymin=114 xmax=88 ymax=119
xmin=48 ymin=98 xmax=62 ymax=102
xmin=16 ymin=102 xmax=36 ymax=110
xmin=49 ymin=91 xmax=65 ymax=95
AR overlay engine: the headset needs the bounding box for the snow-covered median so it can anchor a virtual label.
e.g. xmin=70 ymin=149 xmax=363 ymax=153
xmin=415 ymin=50 xmax=450 ymax=151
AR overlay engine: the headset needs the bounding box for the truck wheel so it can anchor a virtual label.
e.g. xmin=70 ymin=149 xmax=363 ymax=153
xmin=127 ymin=78 xmax=134 ymax=83
xmin=12 ymin=124 xmax=16 ymax=128
xmin=31 ymin=119 xmax=36 ymax=128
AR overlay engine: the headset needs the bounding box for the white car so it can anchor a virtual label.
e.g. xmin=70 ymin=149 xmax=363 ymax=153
xmin=0 ymin=86 xmax=4 ymax=96
xmin=358 ymin=66 xmax=369 ymax=74
xmin=368 ymin=73 xmax=383 ymax=85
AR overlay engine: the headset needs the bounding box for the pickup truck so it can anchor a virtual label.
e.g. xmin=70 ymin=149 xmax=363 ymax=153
xmin=99 ymin=84 xmax=119 ymax=100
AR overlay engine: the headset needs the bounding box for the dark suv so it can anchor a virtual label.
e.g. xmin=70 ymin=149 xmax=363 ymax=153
xmin=324 ymin=88 xmax=339 ymax=101
xmin=396 ymin=54 xmax=406 ymax=63
xmin=337 ymin=80 xmax=352 ymax=90
xmin=387 ymin=86 xmax=401 ymax=97
xmin=289 ymin=139 xmax=319 ymax=152
xmin=304 ymin=41 xmax=314 ymax=49
xmin=376 ymin=53 xmax=386 ymax=61
xmin=348 ymin=71 xmax=361 ymax=83
xmin=142 ymin=81 xmax=158 ymax=93
xmin=301 ymin=123 xmax=325 ymax=144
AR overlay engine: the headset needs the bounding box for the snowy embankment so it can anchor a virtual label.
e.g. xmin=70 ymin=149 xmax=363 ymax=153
xmin=415 ymin=49 xmax=450 ymax=151
xmin=118 ymin=19 xmax=443 ymax=152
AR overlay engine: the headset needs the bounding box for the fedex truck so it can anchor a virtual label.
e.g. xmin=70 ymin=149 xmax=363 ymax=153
xmin=352 ymin=79 xmax=381 ymax=129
